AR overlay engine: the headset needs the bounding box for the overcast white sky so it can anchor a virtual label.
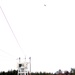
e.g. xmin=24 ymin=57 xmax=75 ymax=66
xmin=0 ymin=0 xmax=75 ymax=73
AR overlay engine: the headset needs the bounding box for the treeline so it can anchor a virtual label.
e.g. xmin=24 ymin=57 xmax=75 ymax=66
xmin=0 ymin=70 xmax=17 ymax=75
xmin=0 ymin=70 xmax=52 ymax=75
xmin=32 ymin=72 xmax=53 ymax=75
xmin=0 ymin=68 xmax=75 ymax=75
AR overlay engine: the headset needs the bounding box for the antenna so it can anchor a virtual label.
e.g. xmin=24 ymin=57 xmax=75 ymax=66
xmin=29 ymin=57 xmax=31 ymax=75
xmin=19 ymin=57 xmax=21 ymax=63
xmin=25 ymin=56 xmax=26 ymax=62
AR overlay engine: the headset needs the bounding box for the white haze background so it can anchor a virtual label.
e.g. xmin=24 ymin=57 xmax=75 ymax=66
xmin=0 ymin=0 xmax=75 ymax=73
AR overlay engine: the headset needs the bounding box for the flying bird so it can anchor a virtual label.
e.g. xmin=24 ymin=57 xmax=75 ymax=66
xmin=44 ymin=4 xmax=46 ymax=6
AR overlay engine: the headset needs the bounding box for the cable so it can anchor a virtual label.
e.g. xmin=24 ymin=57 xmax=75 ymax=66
xmin=0 ymin=49 xmax=17 ymax=60
xmin=0 ymin=6 xmax=25 ymax=56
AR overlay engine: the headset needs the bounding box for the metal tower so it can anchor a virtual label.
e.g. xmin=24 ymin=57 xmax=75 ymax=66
xmin=17 ymin=57 xmax=31 ymax=75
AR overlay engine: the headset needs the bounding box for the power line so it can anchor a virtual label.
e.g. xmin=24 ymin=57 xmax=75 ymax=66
xmin=0 ymin=6 xmax=25 ymax=56
xmin=0 ymin=49 xmax=17 ymax=60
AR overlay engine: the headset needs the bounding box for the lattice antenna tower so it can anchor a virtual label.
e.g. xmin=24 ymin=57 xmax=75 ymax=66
xmin=17 ymin=57 xmax=31 ymax=75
